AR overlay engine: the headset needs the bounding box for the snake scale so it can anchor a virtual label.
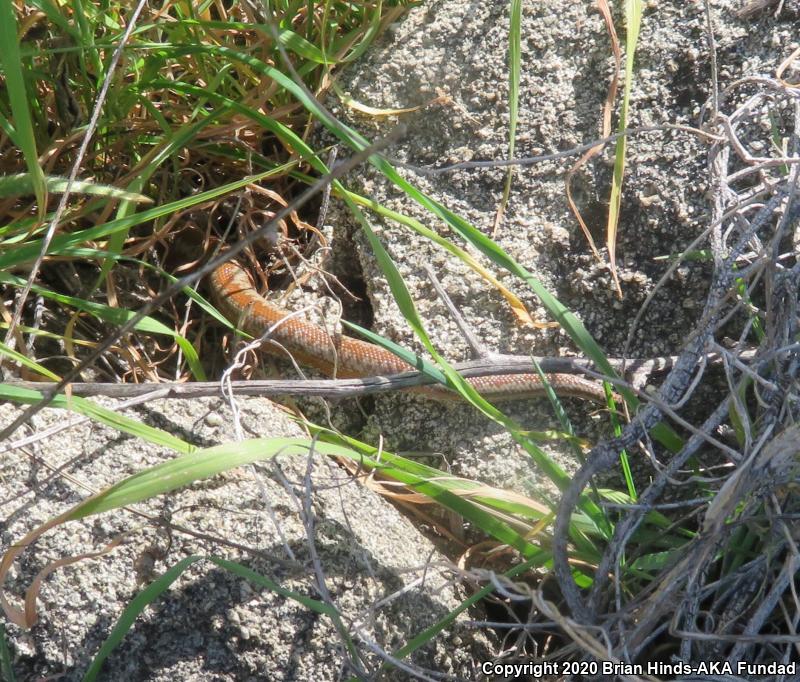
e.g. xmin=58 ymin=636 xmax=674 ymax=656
xmin=209 ymin=260 xmax=611 ymax=403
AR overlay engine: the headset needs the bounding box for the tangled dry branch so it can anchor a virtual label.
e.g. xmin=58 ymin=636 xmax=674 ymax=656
xmin=550 ymin=76 xmax=800 ymax=666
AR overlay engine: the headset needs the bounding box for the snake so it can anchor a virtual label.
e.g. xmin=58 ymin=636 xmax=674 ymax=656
xmin=209 ymin=260 xmax=612 ymax=403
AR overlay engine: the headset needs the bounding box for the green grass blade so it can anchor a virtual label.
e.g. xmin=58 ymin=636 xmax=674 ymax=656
xmin=71 ymin=438 xmax=319 ymax=518
xmin=0 ymin=0 xmax=46 ymax=214
xmin=171 ymin=19 xmax=327 ymax=63
xmin=81 ymin=556 xmax=204 ymax=681
xmin=0 ymin=340 xmax=60 ymax=381
xmin=493 ymin=0 xmax=521 ymax=232
xmin=82 ymin=554 xmax=356 ymax=682
xmin=0 ymin=384 xmax=194 ymax=454
xmin=606 ymin=0 xmax=643 ymax=294
xmin=386 ymin=557 xmax=540 ymax=670
xmin=145 ymin=79 xmax=326 ymax=170
xmin=0 ymin=174 xmax=152 ymax=203
xmin=210 ymin=557 xmax=357 ymax=658
xmin=313 ymin=428 xmax=606 ymax=552
xmin=341 ymin=320 xmax=447 ymax=382
xmin=54 ymin=433 xmax=552 ymax=567
xmin=338 ymin=0 xmax=382 ymax=63
xmin=0 ymin=166 xmax=287 ymax=270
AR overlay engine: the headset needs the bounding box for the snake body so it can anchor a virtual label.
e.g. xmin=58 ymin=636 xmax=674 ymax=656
xmin=209 ymin=261 xmax=611 ymax=403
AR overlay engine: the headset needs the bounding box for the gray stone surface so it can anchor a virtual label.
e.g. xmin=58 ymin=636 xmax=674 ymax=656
xmin=1 ymin=398 xmax=491 ymax=680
